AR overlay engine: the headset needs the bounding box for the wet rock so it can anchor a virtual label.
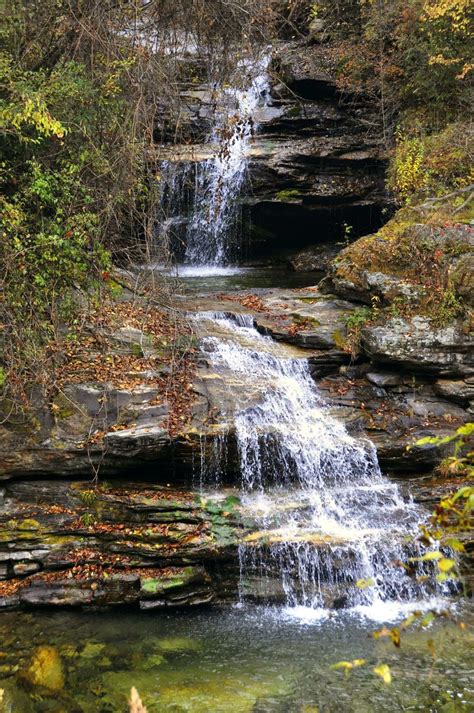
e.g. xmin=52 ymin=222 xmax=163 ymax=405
xmin=154 ymin=637 xmax=202 ymax=653
xmin=315 ymin=373 xmax=468 ymax=472
xmin=366 ymin=372 xmax=403 ymax=388
xmin=287 ymin=244 xmax=339 ymax=272
xmin=0 ymin=681 xmax=35 ymax=712
xmin=22 ymin=646 xmax=65 ymax=692
xmin=139 ymin=565 xmax=212 ymax=607
xmin=0 ymin=480 xmax=243 ymax=610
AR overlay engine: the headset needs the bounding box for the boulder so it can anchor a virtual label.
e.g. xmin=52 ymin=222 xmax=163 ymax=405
xmin=361 ymin=317 xmax=474 ymax=377
xmin=323 ymin=221 xmax=474 ymax=308
xmin=22 ymin=646 xmax=65 ymax=692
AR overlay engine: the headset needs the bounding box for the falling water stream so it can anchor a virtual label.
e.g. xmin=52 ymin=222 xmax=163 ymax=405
xmin=196 ymin=312 xmax=443 ymax=619
xmin=154 ymin=53 xmax=450 ymax=619
xmin=156 ymin=54 xmax=269 ymax=267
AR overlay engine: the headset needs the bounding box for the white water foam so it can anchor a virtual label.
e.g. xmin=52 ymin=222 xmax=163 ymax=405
xmin=151 ymin=264 xmax=246 ymax=278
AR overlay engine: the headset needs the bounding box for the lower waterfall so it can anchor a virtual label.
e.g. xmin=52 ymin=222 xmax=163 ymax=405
xmin=197 ymin=312 xmax=442 ymax=618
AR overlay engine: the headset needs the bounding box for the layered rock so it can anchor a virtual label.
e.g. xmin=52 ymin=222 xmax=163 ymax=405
xmin=2 ymin=277 xmax=471 ymax=481
xmin=184 ymin=287 xmax=471 ymax=471
xmin=154 ymin=39 xmax=390 ymax=263
xmin=0 ymin=480 xmax=244 ymax=610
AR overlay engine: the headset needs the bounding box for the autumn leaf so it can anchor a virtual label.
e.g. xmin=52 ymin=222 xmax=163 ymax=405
xmin=331 ymin=659 xmax=366 ymax=676
xmin=373 ymin=664 xmax=392 ymax=684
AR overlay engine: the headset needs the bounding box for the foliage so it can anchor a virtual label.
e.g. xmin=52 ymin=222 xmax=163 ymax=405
xmin=312 ymin=1 xmax=472 ymax=122
xmin=0 ymin=0 xmax=275 ymax=407
xmin=343 ymin=300 xmax=380 ymax=356
xmin=345 ymin=306 xmax=374 ymax=332
xmin=415 ymin=422 xmax=474 ymax=478
xmin=389 ymin=123 xmax=474 ymax=204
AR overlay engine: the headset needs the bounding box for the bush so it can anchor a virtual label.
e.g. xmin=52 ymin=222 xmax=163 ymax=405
xmin=389 ymin=122 xmax=474 ymax=204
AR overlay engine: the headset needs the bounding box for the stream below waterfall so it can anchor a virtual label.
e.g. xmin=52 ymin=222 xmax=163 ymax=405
xmin=2 ymin=606 xmax=473 ymax=712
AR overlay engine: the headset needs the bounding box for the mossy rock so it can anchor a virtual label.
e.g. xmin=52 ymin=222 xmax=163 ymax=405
xmin=154 ymin=637 xmax=202 ymax=654
xmin=80 ymin=642 xmax=106 ymax=659
xmin=51 ymin=393 xmax=77 ymax=420
xmin=17 ymin=519 xmax=40 ymax=532
xmin=275 ymin=189 xmax=300 ymax=202
xmin=21 ymin=646 xmax=65 ymax=692
xmin=0 ymin=680 xmax=34 ymax=712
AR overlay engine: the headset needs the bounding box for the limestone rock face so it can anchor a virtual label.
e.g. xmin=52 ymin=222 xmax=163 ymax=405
xmin=361 ymin=317 xmax=474 ymax=377
xmin=318 ymin=220 xmax=473 ymax=381
xmin=322 ymin=222 xmax=474 ymax=307
xmin=0 ymin=480 xmax=244 ymax=610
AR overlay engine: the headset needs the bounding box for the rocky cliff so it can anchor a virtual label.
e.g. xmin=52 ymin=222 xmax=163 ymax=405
xmin=1 ymin=38 xmax=472 ymax=611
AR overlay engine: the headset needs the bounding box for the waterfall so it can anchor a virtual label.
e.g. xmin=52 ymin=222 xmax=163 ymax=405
xmin=197 ymin=312 xmax=441 ymax=617
xmin=157 ymin=54 xmax=270 ymax=267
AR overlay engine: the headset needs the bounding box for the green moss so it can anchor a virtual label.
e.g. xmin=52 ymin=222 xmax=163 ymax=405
xmin=428 ymin=290 xmax=464 ymax=327
xmin=77 ymin=489 xmax=98 ymax=506
xmin=80 ymin=642 xmax=106 ymax=659
xmin=51 ymin=392 xmax=77 ymax=420
xmin=17 ymin=518 xmax=41 ymax=531
xmin=290 ymin=313 xmax=321 ymax=326
xmin=345 ymin=307 xmax=373 ymax=331
xmin=285 ymin=105 xmax=301 ymax=118
xmin=154 ymin=637 xmax=201 ymax=653
xmin=141 ymin=571 xmax=195 ymax=595
xmin=332 ymin=329 xmax=348 ymax=351
xmin=107 ymin=279 xmax=123 ymax=298
xmin=275 ymin=189 xmax=300 ymax=202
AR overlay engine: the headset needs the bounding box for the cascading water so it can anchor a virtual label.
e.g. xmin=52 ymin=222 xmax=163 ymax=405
xmin=157 ymin=54 xmax=270 ymax=267
xmin=196 ymin=312 xmax=442 ymax=618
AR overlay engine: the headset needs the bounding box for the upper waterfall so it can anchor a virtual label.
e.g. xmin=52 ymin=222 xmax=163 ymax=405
xmin=157 ymin=54 xmax=270 ymax=267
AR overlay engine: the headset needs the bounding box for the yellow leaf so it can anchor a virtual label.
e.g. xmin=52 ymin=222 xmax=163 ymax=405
xmin=373 ymin=663 xmax=392 ymax=684
xmin=437 ymin=558 xmax=456 ymax=573
xmin=356 ymin=577 xmax=375 ymax=589
xmin=331 ymin=659 xmax=366 ymax=675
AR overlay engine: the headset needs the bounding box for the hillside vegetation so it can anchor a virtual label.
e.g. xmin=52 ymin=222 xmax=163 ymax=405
xmin=1 ymin=0 xmax=472 ymax=407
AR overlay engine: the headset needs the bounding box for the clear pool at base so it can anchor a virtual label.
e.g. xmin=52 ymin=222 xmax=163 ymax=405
xmin=1 ymin=603 xmax=472 ymax=712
